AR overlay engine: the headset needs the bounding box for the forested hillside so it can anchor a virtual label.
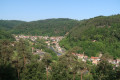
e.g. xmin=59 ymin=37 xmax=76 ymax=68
xmin=11 ymin=18 xmax=79 ymax=36
xmin=0 ymin=20 xmax=25 ymax=30
xmin=60 ymin=14 xmax=120 ymax=58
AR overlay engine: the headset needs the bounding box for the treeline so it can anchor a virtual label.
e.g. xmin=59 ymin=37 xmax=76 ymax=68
xmin=60 ymin=14 xmax=120 ymax=58
xmin=11 ymin=18 xmax=79 ymax=36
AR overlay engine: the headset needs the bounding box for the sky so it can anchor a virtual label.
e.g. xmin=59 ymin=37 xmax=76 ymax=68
xmin=0 ymin=0 xmax=120 ymax=21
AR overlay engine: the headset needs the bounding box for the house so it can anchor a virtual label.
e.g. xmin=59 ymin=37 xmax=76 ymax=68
xmin=99 ymin=53 xmax=102 ymax=58
xmin=91 ymin=57 xmax=100 ymax=65
xmin=108 ymin=59 xmax=113 ymax=63
xmin=72 ymin=53 xmax=76 ymax=55
xmin=116 ymin=59 xmax=120 ymax=67
xmin=45 ymin=41 xmax=50 ymax=46
xmin=52 ymin=41 xmax=57 ymax=45
xmin=113 ymin=60 xmax=117 ymax=64
xmin=58 ymin=47 xmax=62 ymax=52
xmin=72 ymin=53 xmax=88 ymax=62
xmin=92 ymin=60 xmax=98 ymax=65
xmin=77 ymin=54 xmax=84 ymax=59
xmin=117 ymin=59 xmax=120 ymax=64
xmin=92 ymin=40 xmax=97 ymax=42
xmin=91 ymin=57 xmax=100 ymax=61
xmin=108 ymin=59 xmax=120 ymax=67
xmin=84 ymin=56 xmax=88 ymax=60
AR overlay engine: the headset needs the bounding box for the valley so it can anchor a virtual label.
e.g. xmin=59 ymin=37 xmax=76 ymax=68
xmin=0 ymin=14 xmax=120 ymax=80
xmin=14 ymin=35 xmax=65 ymax=56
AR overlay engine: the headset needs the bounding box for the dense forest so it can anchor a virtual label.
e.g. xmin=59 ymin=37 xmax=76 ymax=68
xmin=0 ymin=20 xmax=25 ymax=30
xmin=11 ymin=18 xmax=79 ymax=36
xmin=60 ymin=14 xmax=120 ymax=58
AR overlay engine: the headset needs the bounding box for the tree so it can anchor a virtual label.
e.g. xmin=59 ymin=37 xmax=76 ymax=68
xmin=0 ymin=40 xmax=13 ymax=65
xmin=21 ymin=61 xmax=46 ymax=80
xmin=42 ymin=53 xmax=52 ymax=80
xmin=92 ymin=60 xmax=115 ymax=80
xmin=13 ymin=39 xmax=32 ymax=80
xmin=51 ymin=51 xmax=86 ymax=80
xmin=115 ymin=66 xmax=120 ymax=79
xmin=16 ymin=39 xmax=32 ymax=67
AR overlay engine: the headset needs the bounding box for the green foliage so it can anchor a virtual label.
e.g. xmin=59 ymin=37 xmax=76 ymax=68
xmin=83 ymin=73 xmax=93 ymax=80
xmin=0 ymin=30 xmax=15 ymax=41
xmin=12 ymin=18 xmax=79 ymax=36
xmin=0 ymin=20 xmax=25 ymax=30
xmin=60 ymin=14 xmax=120 ymax=57
xmin=0 ymin=40 xmax=14 ymax=65
xmin=0 ymin=15 xmax=120 ymax=80
xmin=15 ymin=39 xmax=32 ymax=63
xmin=21 ymin=62 xmax=46 ymax=80
xmin=91 ymin=60 xmax=116 ymax=80
xmin=115 ymin=66 xmax=120 ymax=79
xmin=34 ymin=39 xmax=58 ymax=60
xmin=51 ymin=52 xmax=86 ymax=80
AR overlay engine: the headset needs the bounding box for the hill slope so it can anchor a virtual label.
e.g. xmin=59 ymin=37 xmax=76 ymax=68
xmin=0 ymin=20 xmax=25 ymax=30
xmin=60 ymin=14 xmax=120 ymax=58
xmin=11 ymin=18 xmax=79 ymax=36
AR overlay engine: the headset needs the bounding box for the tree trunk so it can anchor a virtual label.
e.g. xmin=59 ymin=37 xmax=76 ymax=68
xmin=73 ymin=72 xmax=75 ymax=80
xmin=3 ymin=56 xmax=5 ymax=64
xmin=17 ymin=69 xmax=20 ymax=80
xmin=46 ymin=67 xmax=48 ymax=80
xmin=23 ymin=55 xmax=26 ymax=68
xmin=81 ymin=72 xmax=82 ymax=80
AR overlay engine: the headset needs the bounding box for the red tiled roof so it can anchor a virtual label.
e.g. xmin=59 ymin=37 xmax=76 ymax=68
xmin=84 ymin=56 xmax=88 ymax=58
xmin=91 ymin=57 xmax=99 ymax=59
xmin=72 ymin=53 xmax=76 ymax=55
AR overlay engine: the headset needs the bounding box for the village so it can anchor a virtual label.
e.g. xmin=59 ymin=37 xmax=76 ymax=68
xmin=14 ymin=35 xmax=65 ymax=55
xmin=72 ymin=53 xmax=120 ymax=67
xmin=14 ymin=35 xmax=120 ymax=67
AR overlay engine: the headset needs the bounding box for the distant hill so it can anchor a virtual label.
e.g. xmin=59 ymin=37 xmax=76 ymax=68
xmin=0 ymin=20 xmax=25 ymax=30
xmin=60 ymin=14 xmax=120 ymax=58
xmin=11 ymin=18 xmax=79 ymax=36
